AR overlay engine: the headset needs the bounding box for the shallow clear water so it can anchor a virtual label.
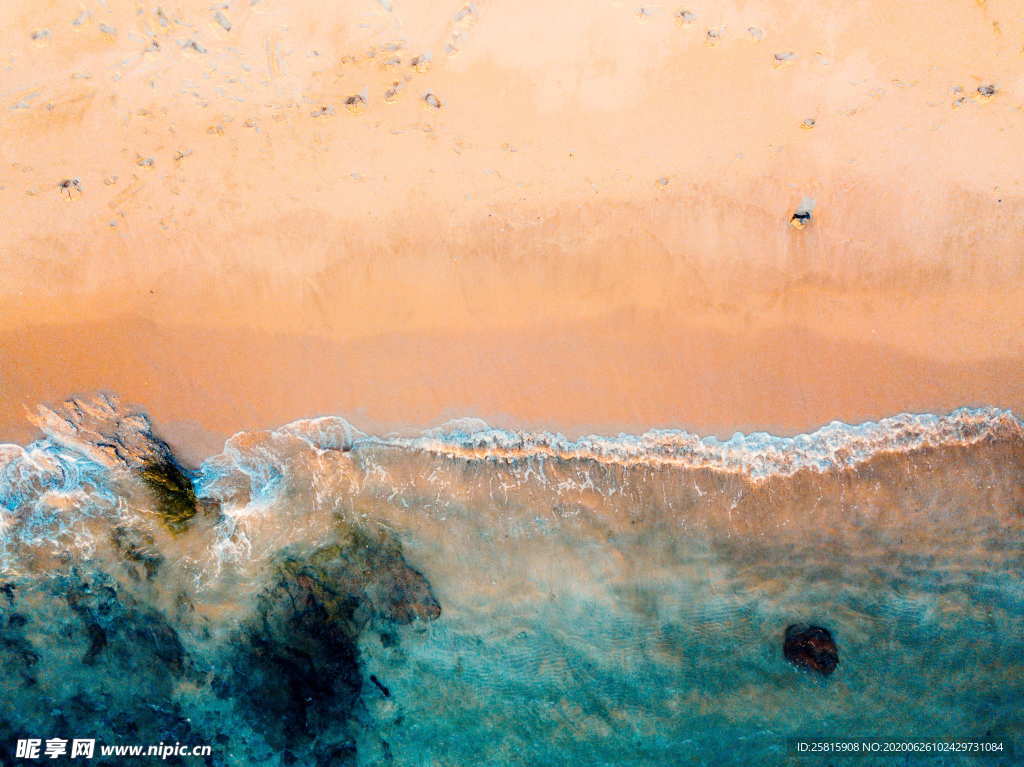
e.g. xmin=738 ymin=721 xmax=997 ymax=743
xmin=0 ymin=397 xmax=1021 ymax=765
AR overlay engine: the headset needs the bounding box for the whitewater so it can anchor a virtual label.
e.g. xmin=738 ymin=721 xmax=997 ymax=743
xmin=0 ymin=395 xmax=1021 ymax=766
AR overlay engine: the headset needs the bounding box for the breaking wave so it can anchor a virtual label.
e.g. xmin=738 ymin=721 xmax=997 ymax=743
xmin=1 ymin=398 xmax=1020 ymax=573
xmin=375 ymin=406 xmax=1021 ymax=477
xmin=0 ymin=395 xmax=1022 ymax=765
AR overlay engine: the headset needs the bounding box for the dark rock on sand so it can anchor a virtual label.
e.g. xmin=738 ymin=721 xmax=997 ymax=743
xmin=790 ymin=197 xmax=816 ymax=229
xmin=783 ymin=624 xmax=839 ymax=675
xmin=790 ymin=210 xmax=812 ymax=228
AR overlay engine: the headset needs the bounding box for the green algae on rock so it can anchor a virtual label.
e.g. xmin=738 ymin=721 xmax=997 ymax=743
xmin=139 ymin=457 xmax=199 ymax=534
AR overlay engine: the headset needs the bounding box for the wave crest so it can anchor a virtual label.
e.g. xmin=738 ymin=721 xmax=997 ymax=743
xmin=379 ymin=406 xmax=1021 ymax=477
xmin=0 ymin=397 xmax=1020 ymax=573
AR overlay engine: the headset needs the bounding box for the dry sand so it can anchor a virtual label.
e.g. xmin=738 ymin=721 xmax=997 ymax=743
xmin=2 ymin=0 xmax=1022 ymax=462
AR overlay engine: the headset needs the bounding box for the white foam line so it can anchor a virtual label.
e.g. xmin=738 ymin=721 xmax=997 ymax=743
xmin=351 ymin=407 xmax=1021 ymax=479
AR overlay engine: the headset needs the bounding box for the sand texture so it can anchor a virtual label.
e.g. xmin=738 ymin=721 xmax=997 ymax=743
xmin=2 ymin=0 xmax=1022 ymax=454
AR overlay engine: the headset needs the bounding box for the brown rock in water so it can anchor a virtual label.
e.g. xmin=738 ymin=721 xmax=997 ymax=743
xmin=27 ymin=394 xmax=202 ymax=533
xmin=784 ymin=624 xmax=839 ymax=675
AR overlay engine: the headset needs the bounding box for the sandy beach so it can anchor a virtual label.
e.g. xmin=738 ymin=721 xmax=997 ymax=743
xmin=2 ymin=0 xmax=1022 ymax=460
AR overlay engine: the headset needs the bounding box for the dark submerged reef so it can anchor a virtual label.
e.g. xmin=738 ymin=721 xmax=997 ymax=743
xmin=221 ymin=535 xmax=440 ymax=764
xmin=0 ymin=570 xmax=195 ymax=766
xmin=0 ymin=531 xmax=441 ymax=765
xmin=783 ymin=624 xmax=839 ymax=676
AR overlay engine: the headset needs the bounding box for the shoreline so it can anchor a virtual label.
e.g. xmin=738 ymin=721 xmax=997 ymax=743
xmin=3 ymin=0 xmax=1022 ymax=467
xmin=2 ymin=313 xmax=1021 ymax=467
xmin=7 ymin=394 xmax=1021 ymax=480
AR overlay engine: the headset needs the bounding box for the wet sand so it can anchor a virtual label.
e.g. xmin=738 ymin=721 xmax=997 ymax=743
xmin=1 ymin=315 xmax=1022 ymax=466
xmin=2 ymin=0 xmax=1022 ymax=457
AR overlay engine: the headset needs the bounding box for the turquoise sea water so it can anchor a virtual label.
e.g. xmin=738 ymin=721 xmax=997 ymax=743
xmin=0 ymin=398 xmax=1021 ymax=765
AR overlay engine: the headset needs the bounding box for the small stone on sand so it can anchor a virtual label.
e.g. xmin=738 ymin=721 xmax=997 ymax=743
xmin=975 ymin=84 xmax=996 ymax=102
xmin=790 ymin=198 xmax=815 ymax=229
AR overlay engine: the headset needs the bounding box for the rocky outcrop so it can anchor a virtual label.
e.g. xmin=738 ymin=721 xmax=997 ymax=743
xmin=27 ymin=394 xmax=202 ymax=533
xmin=783 ymin=624 xmax=839 ymax=675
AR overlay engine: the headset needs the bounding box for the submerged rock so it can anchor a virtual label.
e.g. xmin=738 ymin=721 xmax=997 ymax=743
xmin=0 ymin=526 xmax=441 ymax=766
xmin=0 ymin=568 xmax=199 ymax=765
xmin=783 ymin=624 xmax=839 ymax=675
xmin=219 ymin=532 xmax=440 ymax=762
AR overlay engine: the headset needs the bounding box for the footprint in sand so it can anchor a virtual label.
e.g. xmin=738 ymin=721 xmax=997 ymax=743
xmin=773 ymin=51 xmax=796 ymax=68
xmin=411 ymin=53 xmax=432 ymax=73
xmin=676 ymin=10 xmax=697 ymax=25
xmin=57 ymin=178 xmax=82 ymax=199
xmin=424 ymin=92 xmax=442 ymax=109
xmin=448 ymin=4 xmax=478 ymax=53
xmin=345 ymin=94 xmax=367 ymax=114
